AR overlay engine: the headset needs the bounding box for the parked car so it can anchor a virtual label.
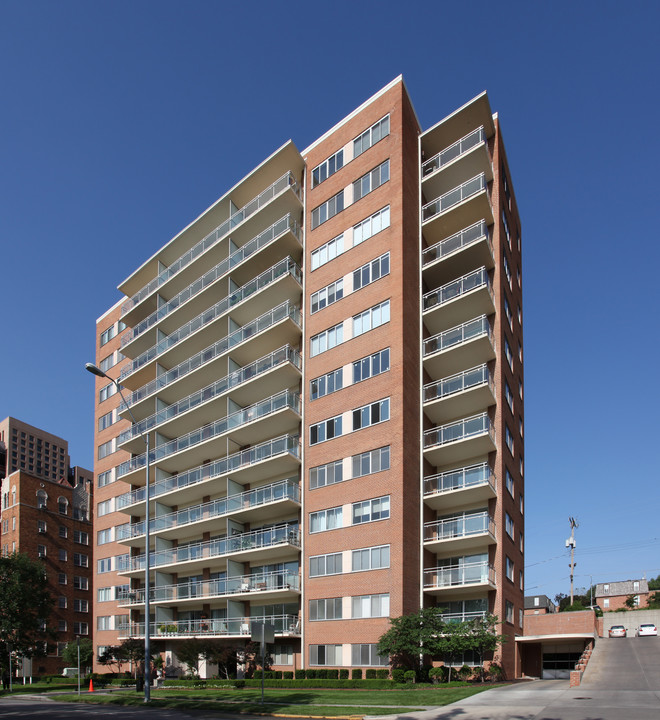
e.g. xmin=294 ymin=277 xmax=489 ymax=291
xmin=608 ymin=625 xmax=627 ymax=638
xmin=636 ymin=623 xmax=658 ymax=637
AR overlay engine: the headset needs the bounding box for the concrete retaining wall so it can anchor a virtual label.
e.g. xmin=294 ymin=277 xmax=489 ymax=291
xmin=601 ymin=608 xmax=660 ymax=636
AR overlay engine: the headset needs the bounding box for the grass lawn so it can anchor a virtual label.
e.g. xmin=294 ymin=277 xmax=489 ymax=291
xmin=50 ymin=685 xmax=493 ymax=716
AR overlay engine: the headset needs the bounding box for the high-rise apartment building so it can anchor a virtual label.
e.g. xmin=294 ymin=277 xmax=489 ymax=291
xmin=91 ymin=77 xmax=524 ymax=678
xmin=0 ymin=417 xmax=93 ymax=675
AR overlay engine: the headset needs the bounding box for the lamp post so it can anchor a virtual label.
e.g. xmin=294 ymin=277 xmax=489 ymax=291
xmin=85 ymin=363 xmax=152 ymax=702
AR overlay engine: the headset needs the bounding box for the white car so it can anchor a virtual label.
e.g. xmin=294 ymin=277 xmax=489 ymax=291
xmin=636 ymin=623 xmax=658 ymax=637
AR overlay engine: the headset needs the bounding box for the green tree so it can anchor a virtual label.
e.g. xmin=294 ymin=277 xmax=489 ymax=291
xmin=647 ymin=575 xmax=660 ymax=591
xmin=175 ymin=638 xmax=207 ymax=677
xmin=0 ymin=553 xmax=54 ymax=665
xmin=624 ymin=594 xmax=637 ymax=609
xmin=61 ymin=638 xmax=94 ymax=671
xmin=464 ymin=614 xmax=507 ymax=682
xmin=438 ymin=621 xmax=472 ymax=682
xmin=377 ymin=608 xmax=449 ymax=672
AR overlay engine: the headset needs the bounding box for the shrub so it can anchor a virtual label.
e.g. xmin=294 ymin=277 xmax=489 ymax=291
xmin=365 ymin=669 xmax=377 ymax=679
xmin=339 ymin=669 xmax=349 ymax=679
xmin=351 ymin=669 xmax=362 ymax=679
xmin=376 ymin=668 xmax=389 ymax=679
xmin=282 ymin=671 xmax=293 ymax=679
xmin=233 ymin=680 xmax=245 ymax=689
xmin=392 ymin=669 xmax=405 ymax=684
xmin=487 ymin=663 xmax=503 ymax=681
xmin=404 ymin=670 xmax=416 ymax=684
xmin=295 ymin=669 xmax=306 ymax=680
xmin=316 ymin=669 xmax=327 ymax=679
xmin=326 ymin=669 xmax=338 ymax=679
xmin=306 ymin=669 xmax=316 ymax=679
xmin=429 ymin=667 xmax=445 ymax=683
xmin=457 ymin=665 xmax=472 ymax=682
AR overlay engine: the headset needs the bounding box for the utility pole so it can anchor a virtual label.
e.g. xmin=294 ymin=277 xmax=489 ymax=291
xmin=566 ymin=517 xmax=578 ymax=604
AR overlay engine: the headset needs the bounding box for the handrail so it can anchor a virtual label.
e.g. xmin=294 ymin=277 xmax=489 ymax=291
xmin=422 ymin=220 xmax=490 ymax=266
xmin=423 ymin=365 xmax=492 ymax=403
xmin=119 ymin=613 xmax=301 ymax=638
xmin=422 ymin=127 xmax=486 ymax=176
xmin=423 ymin=412 xmax=494 ymax=449
xmin=424 ymin=562 xmax=496 ymax=588
xmin=423 ymin=267 xmax=491 ymax=311
xmin=422 ymin=174 xmax=487 ymax=222
xmin=423 ymin=462 xmax=495 ymax=496
xmin=423 ymin=512 xmax=495 ymax=541
xmin=423 ymin=315 xmax=492 ymax=357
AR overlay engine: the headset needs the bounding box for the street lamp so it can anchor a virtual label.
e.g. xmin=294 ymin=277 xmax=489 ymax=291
xmin=85 ymin=363 xmax=152 ymax=702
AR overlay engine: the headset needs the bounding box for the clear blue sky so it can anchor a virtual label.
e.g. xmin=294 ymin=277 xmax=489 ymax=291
xmin=1 ymin=0 xmax=659 ymax=601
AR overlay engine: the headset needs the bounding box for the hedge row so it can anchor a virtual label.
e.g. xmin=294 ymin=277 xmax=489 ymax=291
xmin=163 ymin=678 xmax=400 ymax=689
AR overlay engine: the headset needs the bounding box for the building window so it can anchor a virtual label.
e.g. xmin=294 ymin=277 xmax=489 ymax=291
xmin=37 ymin=520 xmax=47 ymax=534
xmin=59 ymin=525 xmax=67 ymax=538
xmin=97 ymin=528 xmax=114 ymax=545
xmin=98 ymin=469 xmax=114 ymax=487
xmin=98 ymin=439 xmax=116 ymax=460
xmin=353 ymin=348 xmax=390 ymax=385
xmin=37 ymin=544 xmax=46 ymax=558
xmin=310 ymin=552 xmax=343 ymax=577
xmin=353 ymin=300 xmax=390 ymax=337
xmin=310 ymin=459 xmax=343 ymax=490
xmin=352 ymin=544 xmax=389 ymax=572
xmin=353 ymin=253 xmax=390 ymax=292
xmin=504 ymin=382 xmax=514 ymax=412
xmin=73 ymin=576 xmax=88 ymax=590
xmin=505 ymin=512 xmax=514 ymax=539
xmin=504 ymin=337 xmax=513 ymax=369
xmin=97 ymin=499 xmax=115 ymax=516
xmin=503 ymin=253 xmax=512 ymax=288
xmin=506 ymin=556 xmax=514 ymax=582
xmin=505 ymin=425 xmax=514 ymax=454
xmin=352 ymin=496 xmax=390 ymax=525
xmin=271 ymin=645 xmax=293 ymax=665
xmin=74 ymin=599 xmax=89 ymax=613
xmin=352 ymin=445 xmax=390 ymax=479
xmin=353 ymin=205 xmax=390 ymax=246
xmin=519 ymin=493 xmax=524 ymax=515
xmin=58 ymin=620 xmax=67 ymax=632
xmin=505 ymin=601 xmax=514 ymax=624
xmin=312 ymin=148 xmax=344 ymax=188
xmin=353 ymin=159 xmax=389 ymax=203
xmin=74 ymin=553 xmax=89 ymax=568
xmin=519 ymin=531 xmax=524 ymax=552
xmin=311 ymin=233 xmax=344 ymax=271
xmin=519 ymin=570 xmax=524 ymax=590
xmin=58 ymin=573 xmax=67 ymax=585
xmin=310 ymin=507 xmax=343 ymax=533
xmin=310 ymin=368 xmax=343 ymax=401
xmin=74 ymin=530 xmax=89 ymax=545
xmin=501 ymin=210 xmax=510 ymax=248
xmin=352 ymin=594 xmax=389 ymax=618
xmin=58 ymin=596 xmax=67 ymax=609
xmin=351 ymin=644 xmax=388 ymax=666
xmin=37 ymin=490 xmax=47 ymax=509
xmin=353 ymin=398 xmax=389 ymax=431
xmin=311 ymin=322 xmax=344 ymax=357
xmin=353 ymin=115 xmax=390 ymax=158
xmin=97 ymin=587 xmax=113 ymax=602
xmin=311 ymin=279 xmax=344 ymax=314
xmin=74 ymin=622 xmax=89 ymax=635
xmin=309 ymin=598 xmax=342 ymax=621
xmin=98 ymin=411 xmax=115 ymax=432
xmin=603 ymin=598 xmax=610 ymax=608
xmin=59 ymin=549 xmax=67 ymax=562
xmin=99 ymin=383 xmax=117 ymax=403
xmin=311 ymin=190 xmax=345 ymax=229
xmin=309 ymin=415 xmax=342 ymax=446
xmin=505 ymin=468 xmax=514 ymax=497
xmin=310 ymin=644 xmax=342 ymax=666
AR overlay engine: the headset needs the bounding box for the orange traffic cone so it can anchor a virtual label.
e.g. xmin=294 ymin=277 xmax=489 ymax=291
xmin=89 ymin=678 xmax=94 ymax=692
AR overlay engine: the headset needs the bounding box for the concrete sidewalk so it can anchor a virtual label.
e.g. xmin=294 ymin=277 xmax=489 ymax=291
xmin=370 ymin=679 xmax=660 ymax=720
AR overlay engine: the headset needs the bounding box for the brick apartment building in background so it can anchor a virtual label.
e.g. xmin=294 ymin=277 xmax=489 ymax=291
xmin=91 ymin=77 xmax=525 ymax=678
xmin=0 ymin=417 xmax=94 ymax=675
xmin=595 ymin=579 xmax=650 ymax=611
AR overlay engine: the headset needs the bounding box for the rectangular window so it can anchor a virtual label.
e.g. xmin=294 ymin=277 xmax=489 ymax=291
xmin=502 ymin=210 xmax=510 ymax=248
xmin=74 ymin=622 xmax=89 ymax=635
xmin=353 ymin=205 xmax=390 ymax=246
xmin=352 ymin=594 xmax=389 ymax=618
xmin=310 ymin=415 xmax=342 ymax=446
xmin=311 ymin=279 xmax=344 ymax=314
xmin=73 ymin=576 xmax=88 ymax=590
xmin=353 ymin=159 xmax=390 ymax=202
xmin=97 ymin=498 xmax=115 ymax=516
xmin=353 ymin=300 xmax=390 ymax=337
xmin=312 ymin=148 xmax=344 ymax=187
xmin=311 ymin=322 xmax=344 ymax=357
xmin=310 ymin=368 xmax=343 ymax=401
xmin=505 ymin=425 xmax=514 ymax=454
xmin=59 ymin=549 xmax=67 ymax=562
xmin=505 ymin=556 xmax=514 ymax=582
xmin=99 ymin=354 xmax=115 ymax=373
xmin=503 ymin=253 xmax=512 ymax=288
xmin=504 ymin=295 xmax=513 ymax=330
xmin=353 ymin=348 xmax=389 ymax=384
xmin=505 ymin=512 xmax=514 ymax=539
xmin=519 ymin=531 xmax=524 ymax=553
xmin=519 ymin=570 xmax=524 ymax=590
xmin=310 ymin=507 xmax=343 ymax=533
xmin=58 ymin=573 xmax=67 ymax=585
xmin=505 ymin=468 xmax=514 ymax=497
xmin=351 ymin=643 xmax=388 ymax=666
xmin=504 ymin=337 xmax=513 ymax=369
xmin=353 ymin=115 xmax=390 ymax=158
xmin=97 ymin=587 xmax=113 ymax=602
xmin=310 ymin=459 xmax=343 ymax=490
xmin=99 ymin=383 xmax=117 ymax=403
xmin=58 ymin=620 xmax=67 ymax=632
xmin=74 ymin=553 xmax=89 ymax=567
xmin=271 ymin=644 xmax=293 ymax=665
xmin=97 ymin=528 xmax=113 ymax=545
xmin=38 ymin=544 xmax=46 ymax=557
xmin=311 ymin=190 xmax=345 ymax=229
xmin=98 ymin=438 xmax=116 ymax=460
xmin=74 ymin=530 xmax=89 ymax=545
xmin=310 ymin=552 xmax=343 ymax=577
xmin=352 ymin=496 xmax=390 ymax=525
xmin=505 ymin=382 xmax=514 ymax=412
xmin=74 ymin=599 xmax=89 ymax=613
xmin=98 ymin=469 xmax=114 ymax=487
xmin=352 ymin=544 xmax=389 ymax=572
xmin=353 ymin=253 xmax=390 ymax=292
xmin=100 ymin=325 xmax=116 ymax=346
xmin=352 ymin=398 xmax=389 ymax=431
xmin=311 ymin=234 xmax=344 ymax=271
xmin=310 ymin=644 xmax=342 ymax=666
xmin=505 ymin=600 xmax=514 ymax=624
xmin=37 ymin=520 xmax=47 ymax=534
xmin=309 ymin=598 xmax=343 ymax=621
xmin=98 ymin=410 xmax=115 ymax=432
xmin=352 ymin=446 xmax=390 ymax=479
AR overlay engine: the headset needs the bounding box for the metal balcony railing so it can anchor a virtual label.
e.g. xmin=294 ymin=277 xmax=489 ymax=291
xmin=424 ymin=561 xmax=496 ymax=588
xmin=119 ymin=613 xmax=301 ymax=638
xmin=121 ymin=172 xmax=301 ymax=317
xmin=423 ymin=267 xmax=491 ymax=311
xmin=424 ymin=513 xmax=495 ymax=542
xmin=120 ymin=301 xmax=301 ymax=408
xmin=116 ymin=433 xmax=300 ymax=509
xmin=124 ymin=478 xmax=299 ymax=539
xmin=118 ymin=345 xmax=300 ymax=445
xmin=422 ymin=174 xmax=487 ymax=222
xmin=423 ymin=462 xmax=495 ymax=497
xmin=126 ymin=523 xmax=300 ymax=572
xmin=121 ymin=258 xmax=301 ymax=379
xmin=423 ymin=412 xmax=494 ymax=450
xmin=122 ymin=215 xmax=301 ymax=346
xmin=422 ymin=220 xmax=490 ymax=266
xmin=117 ymin=389 xmax=300 ymax=477
xmin=118 ymin=569 xmax=300 ymax=606
xmin=422 ymin=127 xmax=486 ymax=177
xmin=423 ymin=315 xmax=492 ymax=357
xmin=423 ymin=365 xmax=492 ymax=403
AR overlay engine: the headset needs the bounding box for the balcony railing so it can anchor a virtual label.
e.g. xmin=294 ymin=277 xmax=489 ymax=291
xmin=122 ymin=215 xmax=301 ymax=347
xmin=423 ymin=365 xmax=492 ymax=403
xmin=423 ymin=462 xmax=494 ymax=497
xmin=118 ymin=569 xmax=300 ymax=605
xmin=121 ymin=257 xmax=301 ymax=380
xmin=126 ymin=523 xmax=300 ymax=572
xmin=423 ymin=412 xmax=494 ymax=450
xmin=117 ymin=389 xmax=300 ymax=477
xmin=422 ymin=220 xmax=490 ymax=267
xmin=424 ymin=514 xmax=495 ymax=543
xmin=119 ymin=614 xmax=300 ymax=638
xmin=119 ymin=345 xmax=300 ymax=445
xmin=121 ymin=172 xmax=301 ymax=317
xmin=422 ymin=127 xmax=486 ymax=177
xmin=422 ymin=174 xmax=487 ymax=222
xmin=125 ymin=478 xmax=299 ymax=539
xmin=116 ymin=433 xmax=300 ymax=509
xmin=424 ymin=561 xmax=496 ymax=588
xmin=120 ymin=301 xmax=301 ymax=408
xmin=423 ymin=267 xmax=491 ymax=311
xmin=423 ymin=315 xmax=491 ymax=358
